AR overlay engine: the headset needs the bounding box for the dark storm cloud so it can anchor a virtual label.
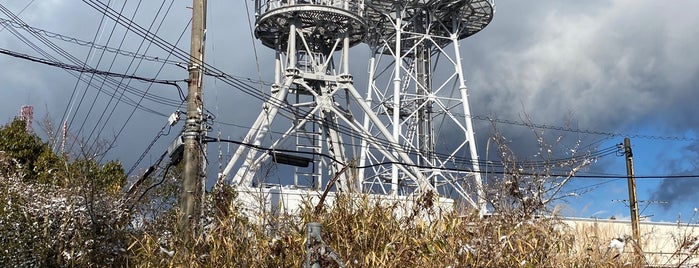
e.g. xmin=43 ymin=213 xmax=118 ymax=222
xmin=652 ymin=177 xmax=699 ymax=211
xmin=651 ymin=140 xmax=699 ymax=210
xmin=469 ymin=0 xmax=697 ymax=127
xmin=461 ymin=0 xmax=699 ymax=210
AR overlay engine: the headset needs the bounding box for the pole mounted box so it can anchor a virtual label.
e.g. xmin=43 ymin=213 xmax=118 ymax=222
xmin=168 ymin=136 xmax=184 ymax=164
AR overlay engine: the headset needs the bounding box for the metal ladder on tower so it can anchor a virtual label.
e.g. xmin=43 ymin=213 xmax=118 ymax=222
xmin=293 ymin=93 xmax=323 ymax=190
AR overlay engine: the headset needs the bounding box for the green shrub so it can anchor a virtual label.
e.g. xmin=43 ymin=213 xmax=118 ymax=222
xmin=0 ymin=118 xmax=47 ymax=181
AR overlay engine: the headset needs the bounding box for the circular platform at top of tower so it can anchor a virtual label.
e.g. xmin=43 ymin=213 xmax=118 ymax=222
xmin=364 ymin=0 xmax=494 ymax=46
xmin=254 ymin=0 xmax=366 ymax=51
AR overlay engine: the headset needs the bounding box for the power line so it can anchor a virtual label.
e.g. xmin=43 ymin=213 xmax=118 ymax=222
xmin=20 ymin=1 xmax=688 ymax=177
xmin=71 ymin=0 xmax=137 ymax=152
xmin=465 ymin=114 xmax=695 ymax=142
xmin=80 ymin=0 xmax=404 ymax=157
xmin=0 ymin=47 xmax=185 ymax=88
xmin=0 ymin=17 xmax=183 ymax=66
xmin=0 ymin=3 xmax=182 ymax=152
xmin=565 ymin=179 xmax=623 ymax=194
xmin=61 ymin=0 xmax=178 ymax=155
xmin=89 ymin=0 xmax=180 ymax=159
xmin=127 ymin=117 xmax=180 ymax=177
xmin=207 ymin=136 xmax=694 ymax=180
xmin=212 ymin=114 xmax=621 ymax=171
xmin=0 ymin=1 xmax=35 ymax=34
xmin=0 ymin=46 xmax=183 ymax=116
xmin=79 ymin=0 xmax=296 ymax=112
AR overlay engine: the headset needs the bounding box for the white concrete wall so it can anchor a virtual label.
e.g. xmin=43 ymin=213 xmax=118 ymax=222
xmin=562 ymin=217 xmax=699 ymax=267
xmin=235 ymin=185 xmax=454 ymax=223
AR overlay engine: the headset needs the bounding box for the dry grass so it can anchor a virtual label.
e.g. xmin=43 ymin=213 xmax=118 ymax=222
xmin=125 ymin=190 xmax=658 ymax=267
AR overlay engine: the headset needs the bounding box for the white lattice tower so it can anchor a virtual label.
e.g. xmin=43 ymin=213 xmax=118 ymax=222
xmin=358 ymin=0 xmax=494 ymax=211
xmin=220 ymin=0 xmax=436 ymax=194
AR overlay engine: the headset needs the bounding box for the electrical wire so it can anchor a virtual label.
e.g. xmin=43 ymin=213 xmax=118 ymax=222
xmin=565 ymin=179 xmax=623 ymax=194
xmin=52 ymin=0 xmax=113 ymax=154
xmin=0 ymin=3 xmax=98 ymax=147
xmin=211 ymin=112 xmax=621 ymax=173
xmin=0 ymin=1 xmax=35 ymax=34
xmin=464 ymin=114 xmax=695 ymax=142
xmin=6 ymin=1 xmax=691 ymax=155
xmin=126 ymin=116 xmax=181 ymax=177
xmin=70 ymin=0 xmax=134 ymax=152
xmin=0 ymin=47 xmax=184 ymax=94
xmin=243 ymin=0 xmax=265 ymax=93
xmin=79 ymin=0 xmax=428 ymax=159
xmin=80 ymin=0 xmax=303 ymax=113
xmin=0 ymin=47 xmax=183 ymax=111
xmin=12 ymin=1 xmax=691 ymax=178
xmin=79 ymin=0 xmax=153 ymax=153
xmin=128 ymin=157 xmax=173 ymax=213
xmin=89 ymin=0 xmax=179 ymax=157
xmin=95 ymin=2 xmax=186 ymax=163
xmin=205 ymin=136 xmax=660 ymax=180
xmin=0 ymin=17 xmax=183 ymax=66
xmin=0 ymin=18 xmax=184 ymax=106
xmin=0 ymin=3 xmax=184 ymax=153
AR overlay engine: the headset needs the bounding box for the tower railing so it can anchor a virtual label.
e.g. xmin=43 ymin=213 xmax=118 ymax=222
xmin=255 ymin=0 xmax=364 ymax=17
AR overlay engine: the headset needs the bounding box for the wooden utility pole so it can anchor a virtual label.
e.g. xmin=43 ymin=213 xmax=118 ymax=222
xmin=181 ymin=0 xmax=206 ymax=245
xmin=624 ymin=137 xmax=643 ymax=256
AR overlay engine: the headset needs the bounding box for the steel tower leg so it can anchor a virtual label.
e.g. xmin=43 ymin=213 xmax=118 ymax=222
xmin=360 ymin=0 xmax=495 ymax=208
xmin=452 ymin=35 xmax=486 ymax=214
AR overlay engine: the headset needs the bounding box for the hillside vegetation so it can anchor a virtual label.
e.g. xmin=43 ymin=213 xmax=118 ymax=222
xmin=0 ymin=117 xmax=685 ymax=267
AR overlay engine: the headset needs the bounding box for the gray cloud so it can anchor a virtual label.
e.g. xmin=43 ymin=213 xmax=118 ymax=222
xmin=462 ymin=0 xmax=699 ymax=211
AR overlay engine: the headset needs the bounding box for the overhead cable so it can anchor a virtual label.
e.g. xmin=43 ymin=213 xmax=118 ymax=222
xmin=465 ymin=114 xmax=694 ymax=142
xmin=0 ymin=17 xmax=183 ymax=66
xmin=0 ymin=47 xmax=184 ymax=88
